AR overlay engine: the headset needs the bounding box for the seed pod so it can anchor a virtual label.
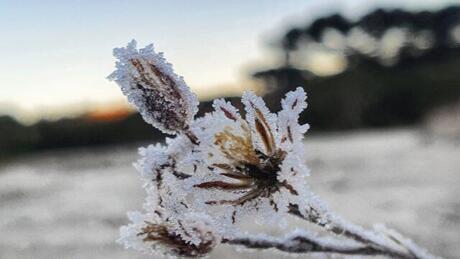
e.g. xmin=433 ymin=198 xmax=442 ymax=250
xmin=108 ymin=40 xmax=199 ymax=134
xmin=119 ymin=212 xmax=220 ymax=258
xmin=138 ymin=222 xmax=217 ymax=257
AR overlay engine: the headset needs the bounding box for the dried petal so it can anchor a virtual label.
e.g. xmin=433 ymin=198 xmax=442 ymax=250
xmin=212 ymin=99 xmax=242 ymax=122
xmin=278 ymin=87 xmax=309 ymax=148
xmin=108 ymin=40 xmax=199 ymax=134
xmin=241 ymin=91 xmax=278 ymax=156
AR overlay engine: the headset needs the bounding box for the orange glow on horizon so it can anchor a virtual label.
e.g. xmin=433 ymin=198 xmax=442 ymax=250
xmin=86 ymin=106 xmax=133 ymax=122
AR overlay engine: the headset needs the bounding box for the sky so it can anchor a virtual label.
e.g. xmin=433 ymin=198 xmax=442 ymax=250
xmin=0 ymin=0 xmax=458 ymax=122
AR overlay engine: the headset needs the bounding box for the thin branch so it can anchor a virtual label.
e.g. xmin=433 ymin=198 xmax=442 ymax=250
xmin=222 ymin=231 xmax=414 ymax=258
xmin=288 ymin=204 xmax=372 ymax=243
xmin=287 ymin=204 xmax=437 ymax=259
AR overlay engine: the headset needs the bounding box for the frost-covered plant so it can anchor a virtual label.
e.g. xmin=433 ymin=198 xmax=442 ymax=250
xmin=109 ymin=40 xmax=439 ymax=259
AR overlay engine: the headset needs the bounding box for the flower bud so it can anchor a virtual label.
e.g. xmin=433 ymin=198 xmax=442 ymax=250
xmin=108 ymin=40 xmax=199 ymax=134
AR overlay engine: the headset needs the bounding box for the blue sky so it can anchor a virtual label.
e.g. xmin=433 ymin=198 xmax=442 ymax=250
xmin=0 ymin=0 xmax=457 ymax=122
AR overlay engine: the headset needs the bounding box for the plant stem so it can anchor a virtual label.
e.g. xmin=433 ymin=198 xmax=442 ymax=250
xmin=287 ymin=204 xmax=436 ymax=259
xmin=223 ymin=232 xmax=414 ymax=258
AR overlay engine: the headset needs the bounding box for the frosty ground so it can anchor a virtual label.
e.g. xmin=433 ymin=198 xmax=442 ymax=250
xmin=1 ymin=129 xmax=459 ymax=259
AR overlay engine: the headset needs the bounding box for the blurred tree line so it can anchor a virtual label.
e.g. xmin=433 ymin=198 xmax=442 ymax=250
xmin=0 ymin=113 xmax=162 ymax=159
xmin=0 ymin=99 xmax=241 ymax=159
xmin=2 ymin=6 xmax=460 ymax=158
xmin=254 ymin=6 xmax=460 ymax=130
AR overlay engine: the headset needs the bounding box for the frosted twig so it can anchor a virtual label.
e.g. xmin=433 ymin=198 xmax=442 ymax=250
xmin=109 ymin=40 xmax=440 ymax=258
xmin=223 ymin=232 xmax=412 ymax=258
xmin=288 ymin=204 xmax=438 ymax=259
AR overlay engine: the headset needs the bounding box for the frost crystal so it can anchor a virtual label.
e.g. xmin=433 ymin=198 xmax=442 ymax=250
xmin=108 ymin=40 xmax=198 ymax=134
xmin=110 ymin=41 xmax=437 ymax=259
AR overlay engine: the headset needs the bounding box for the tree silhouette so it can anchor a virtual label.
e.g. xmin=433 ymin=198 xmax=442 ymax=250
xmin=255 ymin=6 xmax=460 ymax=130
xmin=281 ymin=6 xmax=460 ymax=66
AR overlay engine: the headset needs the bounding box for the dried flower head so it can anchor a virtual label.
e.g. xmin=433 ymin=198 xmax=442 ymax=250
xmin=108 ymin=40 xmax=198 ymax=134
xmin=187 ymin=88 xmax=311 ymax=225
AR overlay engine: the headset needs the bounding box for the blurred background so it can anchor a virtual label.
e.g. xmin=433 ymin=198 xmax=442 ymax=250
xmin=1 ymin=0 xmax=460 ymax=258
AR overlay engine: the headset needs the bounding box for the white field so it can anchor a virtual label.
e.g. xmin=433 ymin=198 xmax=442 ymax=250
xmin=0 ymin=129 xmax=459 ymax=259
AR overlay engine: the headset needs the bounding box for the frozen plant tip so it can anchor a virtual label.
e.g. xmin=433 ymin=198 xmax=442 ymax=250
xmin=108 ymin=40 xmax=198 ymax=135
xmin=110 ymin=40 xmax=439 ymax=259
